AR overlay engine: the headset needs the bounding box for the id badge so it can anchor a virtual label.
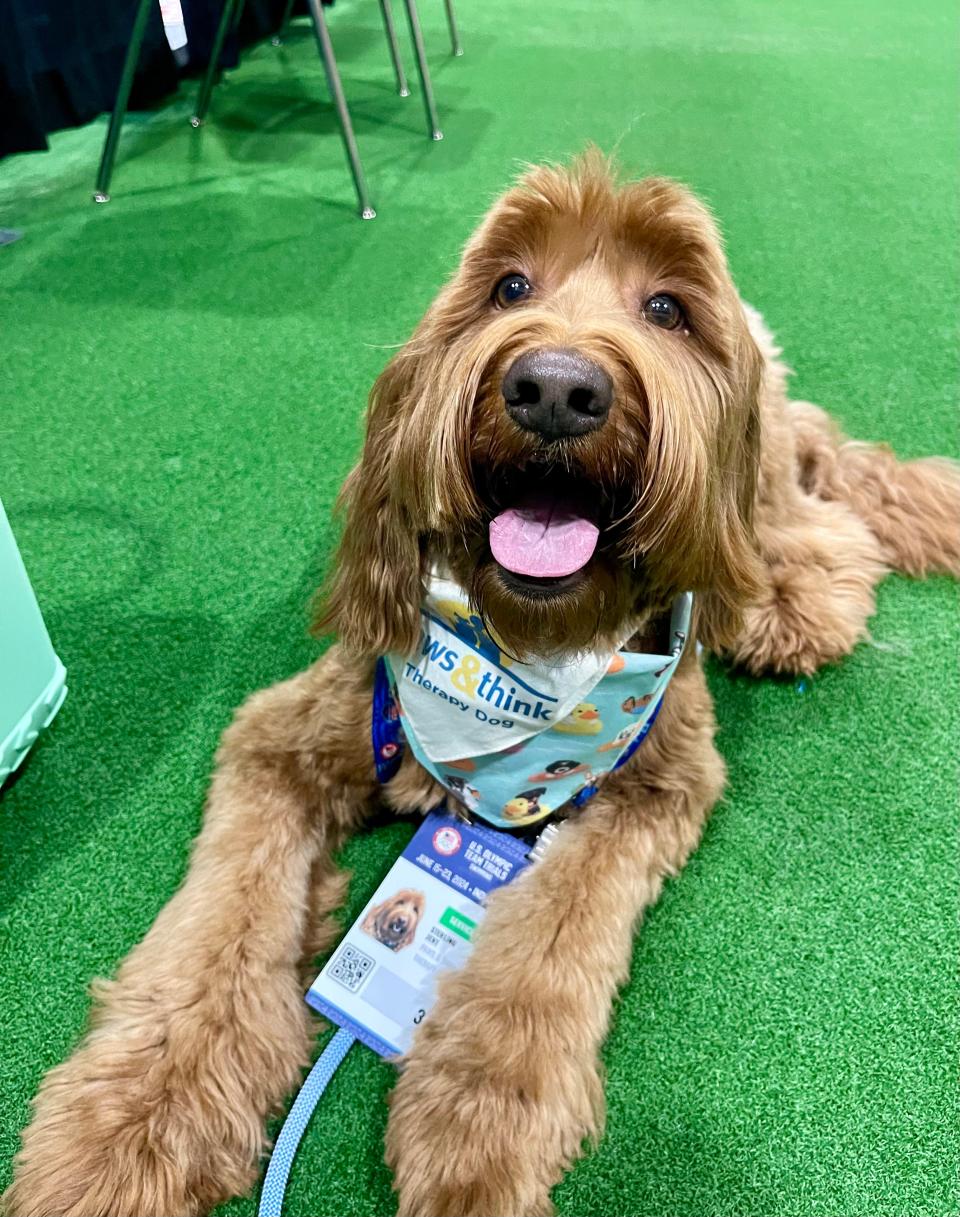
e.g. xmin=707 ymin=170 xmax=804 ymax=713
xmin=306 ymin=811 xmax=531 ymax=1058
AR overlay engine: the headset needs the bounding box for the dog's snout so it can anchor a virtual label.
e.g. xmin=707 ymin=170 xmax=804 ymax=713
xmin=502 ymin=348 xmax=613 ymax=441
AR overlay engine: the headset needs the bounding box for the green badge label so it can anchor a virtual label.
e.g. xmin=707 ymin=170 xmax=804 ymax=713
xmin=440 ymin=907 xmax=477 ymax=941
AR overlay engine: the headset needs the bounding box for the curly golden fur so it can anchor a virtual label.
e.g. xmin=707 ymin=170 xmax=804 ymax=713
xmin=5 ymin=154 xmax=959 ymax=1217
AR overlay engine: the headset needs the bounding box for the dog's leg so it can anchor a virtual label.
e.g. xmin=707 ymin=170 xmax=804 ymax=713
xmin=730 ymin=396 xmax=960 ymax=678
xmin=730 ymin=486 xmax=888 ymax=677
xmin=4 ymin=648 xmax=377 ymax=1217
xmin=386 ymin=666 xmax=723 ymax=1217
xmin=790 ymin=399 xmax=960 ymax=577
xmin=739 ymin=311 xmax=958 ymax=678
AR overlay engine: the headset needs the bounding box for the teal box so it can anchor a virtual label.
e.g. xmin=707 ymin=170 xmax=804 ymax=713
xmin=1 ymin=499 xmax=67 ymax=785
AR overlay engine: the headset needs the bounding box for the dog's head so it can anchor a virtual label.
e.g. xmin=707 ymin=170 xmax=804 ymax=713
xmin=367 ymin=889 xmax=425 ymax=950
xmin=320 ymin=153 xmax=764 ymax=659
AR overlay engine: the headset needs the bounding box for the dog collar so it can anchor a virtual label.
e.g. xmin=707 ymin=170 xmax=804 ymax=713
xmin=373 ymin=575 xmax=692 ymax=830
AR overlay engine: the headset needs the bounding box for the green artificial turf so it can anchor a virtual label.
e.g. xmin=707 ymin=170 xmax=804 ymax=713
xmin=1 ymin=1 xmax=958 ymax=1213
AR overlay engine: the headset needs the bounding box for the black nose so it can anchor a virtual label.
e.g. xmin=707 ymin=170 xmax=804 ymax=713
xmin=502 ymin=348 xmax=613 ymax=441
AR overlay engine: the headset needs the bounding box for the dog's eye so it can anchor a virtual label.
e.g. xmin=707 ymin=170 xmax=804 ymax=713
xmin=494 ymin=273 xmax=533 ymax=307
xmin=642 ymin=294 xmax=686 ymax=330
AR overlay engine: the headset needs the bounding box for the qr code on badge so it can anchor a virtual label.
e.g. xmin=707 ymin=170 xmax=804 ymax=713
xmin=329 ymin=943 xmax=375 ymax=993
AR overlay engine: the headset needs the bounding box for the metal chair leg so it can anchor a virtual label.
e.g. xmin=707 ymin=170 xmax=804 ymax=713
xmin=93 ymin=0 xmax=155 ymax=202
xmin=379 ymin=0 xmax=410 ymax=96
xmin=402 ymin=0 xmax=442 ymax=140
xmin=443 ymin=0 xmax=463 ymax=56
xmin=271 ymin=0 xmax=297 ymax=46
xmin=191 ymin=0 xmax=242 ymax=126
xmin=306 ymin=0 xmax=376 ymax=218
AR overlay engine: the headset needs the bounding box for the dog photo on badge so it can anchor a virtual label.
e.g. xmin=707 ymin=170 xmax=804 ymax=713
xmin=361 ymin=890 xmax=426 ymax=951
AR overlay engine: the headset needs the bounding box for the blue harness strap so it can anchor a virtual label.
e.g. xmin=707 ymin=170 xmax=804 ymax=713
xmin=372 ymin=657 xmax=405 ymax=784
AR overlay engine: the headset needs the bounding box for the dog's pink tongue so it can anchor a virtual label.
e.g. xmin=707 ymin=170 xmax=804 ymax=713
xmin=489 ymin=494 xmax=600 ymax=578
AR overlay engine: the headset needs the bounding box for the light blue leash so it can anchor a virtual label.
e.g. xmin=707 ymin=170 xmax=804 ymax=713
xmin=258 ymin=1027 xmax=356 ymax=1217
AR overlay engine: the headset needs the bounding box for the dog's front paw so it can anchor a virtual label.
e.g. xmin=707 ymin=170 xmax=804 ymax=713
xmin=732 ymin=566 xmax=864 ymax=676
xmin=4 ymin=1027 xmax=261 ymax=1217
xmin=385 ymin=988 xmax=602 ymax=1217
xmin=386 ymin=1057 xmax=555 ymax=1217
xmin=731 ymin=494 xmax=886 ymax=677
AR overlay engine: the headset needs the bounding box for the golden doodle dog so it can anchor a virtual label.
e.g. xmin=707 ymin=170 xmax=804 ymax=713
xmin=362 ymin=889 xmax=425 ymax=951
xmin=6 ymin=154 xmax=959 ymax=1217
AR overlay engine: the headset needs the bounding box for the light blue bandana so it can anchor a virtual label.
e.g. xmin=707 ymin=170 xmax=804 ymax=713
xmin=384 ymin=575 xmax=692 ymax=830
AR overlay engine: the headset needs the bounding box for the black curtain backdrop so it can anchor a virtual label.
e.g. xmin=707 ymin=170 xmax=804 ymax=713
xmin=0 ymin=0 xmax=297 ymax=159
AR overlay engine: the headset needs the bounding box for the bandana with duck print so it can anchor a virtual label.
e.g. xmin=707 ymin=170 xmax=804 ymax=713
xmin=377 ymin=573 xmax=692 ymax=830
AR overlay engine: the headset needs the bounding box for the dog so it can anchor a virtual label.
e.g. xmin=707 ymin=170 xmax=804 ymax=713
xmin=362 ymin=889 xmax=425 ymax=951
xmin=6 ymin=153 xmax=959 ymax=1217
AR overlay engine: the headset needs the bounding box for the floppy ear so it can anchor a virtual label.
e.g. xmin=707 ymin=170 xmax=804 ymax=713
xmin=696 ymin=320 xmax=766 ymax=652
xmin=314 ymin=356 xmax=425 ymax=658
xmin=362 ymin=899 xmax=386 ymax=935
xmin=398 ymin=899 xmax=423 ymax=949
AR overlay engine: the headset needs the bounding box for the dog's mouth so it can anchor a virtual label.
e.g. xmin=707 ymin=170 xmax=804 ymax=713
xmin=480 ymin=463 xmax=608 ymax=592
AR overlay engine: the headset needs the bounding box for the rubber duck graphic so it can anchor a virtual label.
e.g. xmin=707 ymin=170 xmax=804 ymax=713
xmin=553 ymin=702 xmax=603 ymax=735
xmin=527 ymin=759 xmax=592 ymax=782
xmin=445 ymin=775 xmax=480 ymax=813
xmin=502 ymin=787 xmax=549 ymax=821
xmin=597 ymin=723 xmax=640 ymax=753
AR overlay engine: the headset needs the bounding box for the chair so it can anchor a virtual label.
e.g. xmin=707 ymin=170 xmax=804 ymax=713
xmin=93 ymin=0 xmax=461 ymax=219
xmin=274 ymin=0 xmax=460 ymax=81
